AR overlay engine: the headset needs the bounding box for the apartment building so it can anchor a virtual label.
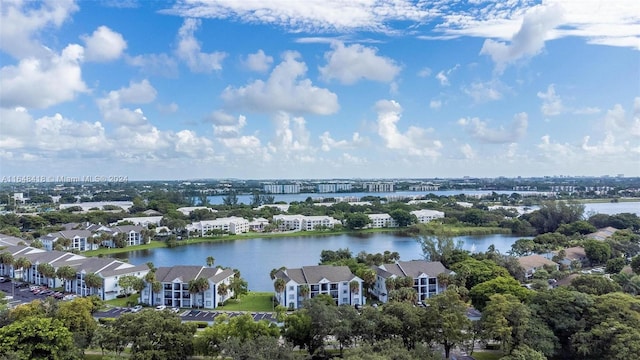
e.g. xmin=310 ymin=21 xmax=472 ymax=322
xmin=410 ymin=209 xmax=445 ymax=223
xmin=367 ymin=214 xmax=398 ymax=228
xmin=188 ymin=217 xmax=250 ymax=236
xmin=371 ymin=260 xmax=452 ymax=303
xmin=273 ymin=265 xmax=363 ymax=309
xmin=272 ymin=215 xmax=340 ymax=231
xmin=139 ymin=265 xmax=235 ymax=309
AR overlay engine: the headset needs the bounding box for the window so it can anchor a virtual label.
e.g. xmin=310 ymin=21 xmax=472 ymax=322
xmin=289 ymin=286 xmax=294 ymax=291
xmin=289 ymin=294 xmax=295 ymax=299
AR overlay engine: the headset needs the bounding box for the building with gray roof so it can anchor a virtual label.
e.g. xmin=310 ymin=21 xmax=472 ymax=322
xmin=372 ymin=260 xmax=452 ymax=303
xmin=139 ymin=265 xmax=236 ymax=309
xmin=273 ymin=265 xmax=363 ymax=309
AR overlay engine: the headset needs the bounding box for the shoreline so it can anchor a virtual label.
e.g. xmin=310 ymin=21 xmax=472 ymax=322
xmin=83 ymin=225 xmax=511 ymax=257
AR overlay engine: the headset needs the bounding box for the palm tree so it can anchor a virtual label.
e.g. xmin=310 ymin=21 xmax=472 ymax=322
xmin=152 ymin=281 xmax=162 ymax=306
xmin=437 ymin=272 xmax=452 ymax=290
xmin=299 ymin=284 xmax=310 ymax=300
xmin=37 ymin=263 xmax=56 ymax=286
xmin=217 ymin=282 xmax=228 ymax=305
xmin=357 ymin=268 xmax=376 ymax=299
xmin=385 ymin=277 xmax=397 ymax=292
xmin=188 ymin=277 xmax=210 ymax=308
xmin=145 ymin=261 xmax=157 ymax=273
xmin=84 ymin=273 xmax=103 ymax=296
xmin=206 ymin=256 xmax=215 ymax=267
xmin=0 ymin=251 xmax=14 ymax=274
xmin=270 ymin=266 xmax=286 ymax=280
xmin=56 ymin=265 xmax=76 ymax=292
xmin=274 ymin=278 xmax=286 ymax=304
xmin=14 ymin=257 xmax=32 ymax=282
xmin=349 ymin=280 xmax=360 ymax=305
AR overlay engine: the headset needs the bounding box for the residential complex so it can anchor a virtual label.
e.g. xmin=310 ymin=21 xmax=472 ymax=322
xmin=263 ymin=184 xmax=301 ymax=194
xmin=272 ymin=215 xmax=341 ymax=231
xmin=139 ymin=265 xmax=235 ymax=309
xmin=317 ymin=183 xmax=352 ymax=193
xmin=0 ymin=244 xmax=149 ymax=300
xmin=273 ymin=265 xmax=363 ymax=309
xmin=363 ymin=182 xmax=394 ymax=192
xmin=518 ymin=254 xmax=559 ymax=279
xmin=187 ymin=217 xmax=250 ymax=236
xmin=367 ymin=213 xmax=398 ymax=228
xmin=371 ymin=260 xmax=452 ymax=303
xmin=40 ymin=230 xmax=98 ymax=252
xmin=410 ymin=209 xmax=445 ymax=223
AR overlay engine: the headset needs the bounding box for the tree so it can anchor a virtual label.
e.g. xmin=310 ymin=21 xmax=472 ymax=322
xmin=469 ymin=276 xmax=533 ymax=311
xmin=299 ymin=284 xmax=310 ymax=300
xmin=522 ymin=201 xmax=585 ymax=234
xmin=187 ymin=277 xmax=210 ymax=308
xmin=56 ymin=265 xmax=77 ymax=291
xmin=424 ymin=289 xmax=472 ymax=359
xmin=481 ymin=294 xmax=532 ymax=355
xmin=0 ymin=316 xmax=78 ymax=360
xmin=605 ymin=257 xmax=626 ymax=274
xmin=389 ymin=209 xmax=416 ymax=227
xmin=84 ymin=273 xmax=103 ymax=296
xmin=222 ymin=190 xmax=239 ymax=206
xmin=13 ymin=256 xmax=32 ymax=281
xmin=345 ymin=213 xmax=371 ymax=230
xmin=631 ymin=255 xmax=640 ymax=274
xmin=570 ymin=275 xmax=622 ymax=295
xmin=217 ymin=282 xmax=228 ymax=305
xmin=109 ymin=309 xmax=196 ymax=360
xmin=229 ymin=275 xmax=247 ymax=299
xmin=206 ymin=256 xmax=215 ymax=267
xmin=417 ymin=235 xmax=469 ymax=268
xmin=37 ymin=262 xmax=56 ymax=285
xmin=500 ymin=345 xmax=546 ymax=360
xmin=450 ymin=258 xmax=511 ymax=290
xmin=0 ymin=251 xmax=14 ymax=269
xmin=356 ymin=268 xmax=376 ymax=297
xmin=55 ymin=297 xmax=98 ymax=350
xmin=273 ymin=278 xmax=286 ymax=304
xmin=584 ymin=239 xmax=612 ymax=265
xmin=117 ymin=275 xmax=143 ymax=296
xmin=509 ymin=239 xmax=536 ymax=256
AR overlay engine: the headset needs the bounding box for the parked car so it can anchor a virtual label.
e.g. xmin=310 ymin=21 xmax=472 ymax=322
xmin=131 ymin=305 xmax=143 ymax=313
xmin=171 ymin=307 xmax=180 ymax=313
xmin=155 ymin=305 xmax=166 ymax=311
xmin=0 ymin=277 xmax=11 ymax=283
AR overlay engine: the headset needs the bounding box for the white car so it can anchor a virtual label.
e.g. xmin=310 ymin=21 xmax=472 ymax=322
xmin=171 ymin=307 xmax=180 ymax=314
xmin=131 ymin=305 xmax=143 ymax=313
xmin=155 ymin=305 xmax=167 ymax=311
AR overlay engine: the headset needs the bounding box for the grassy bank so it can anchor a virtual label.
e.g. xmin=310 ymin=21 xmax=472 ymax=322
xmin=82 ymin=224 xmax=510 ymax=257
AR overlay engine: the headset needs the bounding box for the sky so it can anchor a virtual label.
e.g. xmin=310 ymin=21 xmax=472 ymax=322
xmin=0 ymin=0 xmax=639 ymax=181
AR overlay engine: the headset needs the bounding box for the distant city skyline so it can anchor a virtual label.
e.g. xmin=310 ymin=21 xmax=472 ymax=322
xmin=1 ymin=1 xmax=639 ymax=179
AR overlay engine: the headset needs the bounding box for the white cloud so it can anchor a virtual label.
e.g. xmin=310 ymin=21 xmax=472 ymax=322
xmin=537 ymin=84 xmax=563 ymax=116
xmin=375 ymin=99 xmax=442 ymax=157
xmin=174 ymin=129 xmax=215 ymax=158
xmin=268 ymin=112 xmax=312 ymax=153
xmin=319 ymin=42 xmax=401 ymax=84
xmin=480 ymin=4 xmax=564 ymax=72
xmin=0 ymin=0 xmax=78 ymax=58
xmin=219 ymin=135 xmax=263 ymax=155
xmin=158 ymin=102 xmax=179 ymax=114
xmin=460 ymin=143 xmax=476 ymax=159
xmin=82 ymin=26 xmax=127 ymax=62
xmin=243 ymin=50 xmax=273 ymax=72
xmin=164 ymin=0 xmax=437 ymax=33
xmin=96 ymin=79 xmax=157 ymax=126
xmin=582 ymin=132 xmax=624 ymax=156
xmin=222 ymin=51 xmax=339 ymax=115
xmin=458 ymin=112 xmax=528 ymax=144
xmin=208 ymin=111 xmax=248 ymax=138
xmin=429 ymin=100 xmax=442 ymax=110
xmin=537 ymin=135 xmax=575 ymax=161
xmin=573 ymin=107 xmax=601 ymax=115
xmin=435 ymin=64 xmax=459 ymax=86
xmin=176 ymin=18 xmax=227 ymax=73
xmin=319 ymin=131 xmax=365 ymax=152
xmin=126 ymin=53 xmax=179 ymax=77
xmin=464 ymin=80 xmax=504 ymax=103
xmin=0 ymin=44 xmax=87 ymax=109
xmin=418 ymin=67 xmax=432 ymax=77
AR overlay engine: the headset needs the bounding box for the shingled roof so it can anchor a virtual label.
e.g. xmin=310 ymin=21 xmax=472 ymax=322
xmin=376 ymin=260 xmax=451 ymax=279
xmin=275 ymin=265 xmax=358 ymax=284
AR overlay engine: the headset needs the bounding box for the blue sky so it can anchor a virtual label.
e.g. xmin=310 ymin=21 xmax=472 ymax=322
xmin=1 ymin=0 xmax=638 ymax=180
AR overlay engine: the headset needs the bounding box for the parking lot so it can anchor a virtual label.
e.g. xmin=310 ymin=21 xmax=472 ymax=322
xmin=0 ymin=280 xmax=60 ymax=307
xmin=94 ymin=307 xmax=276 ymax=323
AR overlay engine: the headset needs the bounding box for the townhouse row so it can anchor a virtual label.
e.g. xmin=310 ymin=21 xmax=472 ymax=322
xmin=38 ymin=222 xmax=149 ymax=252
xmin=0 ymin=244 xmax=149 ymax=301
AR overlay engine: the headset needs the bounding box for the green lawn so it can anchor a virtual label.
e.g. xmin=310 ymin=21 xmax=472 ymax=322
xmin=472 ymin=351 xmax=504 ymax=360
xmin=105 ymin=293 xmax=139 ymax=308
xmin=84 ymin=240 xmax=166 ymax=256
xmin=216 ymin=292 xmax=274 ymax=312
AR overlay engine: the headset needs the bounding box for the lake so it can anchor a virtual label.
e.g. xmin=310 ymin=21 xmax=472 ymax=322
xmin=112 ymin=232 xmax=522 ymax=291
xmin=110 ymin=201 xmax=638 ymax=291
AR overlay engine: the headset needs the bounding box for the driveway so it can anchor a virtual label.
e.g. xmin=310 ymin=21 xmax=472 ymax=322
xmin=93 ymin=307 xmax=277 ymax=323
